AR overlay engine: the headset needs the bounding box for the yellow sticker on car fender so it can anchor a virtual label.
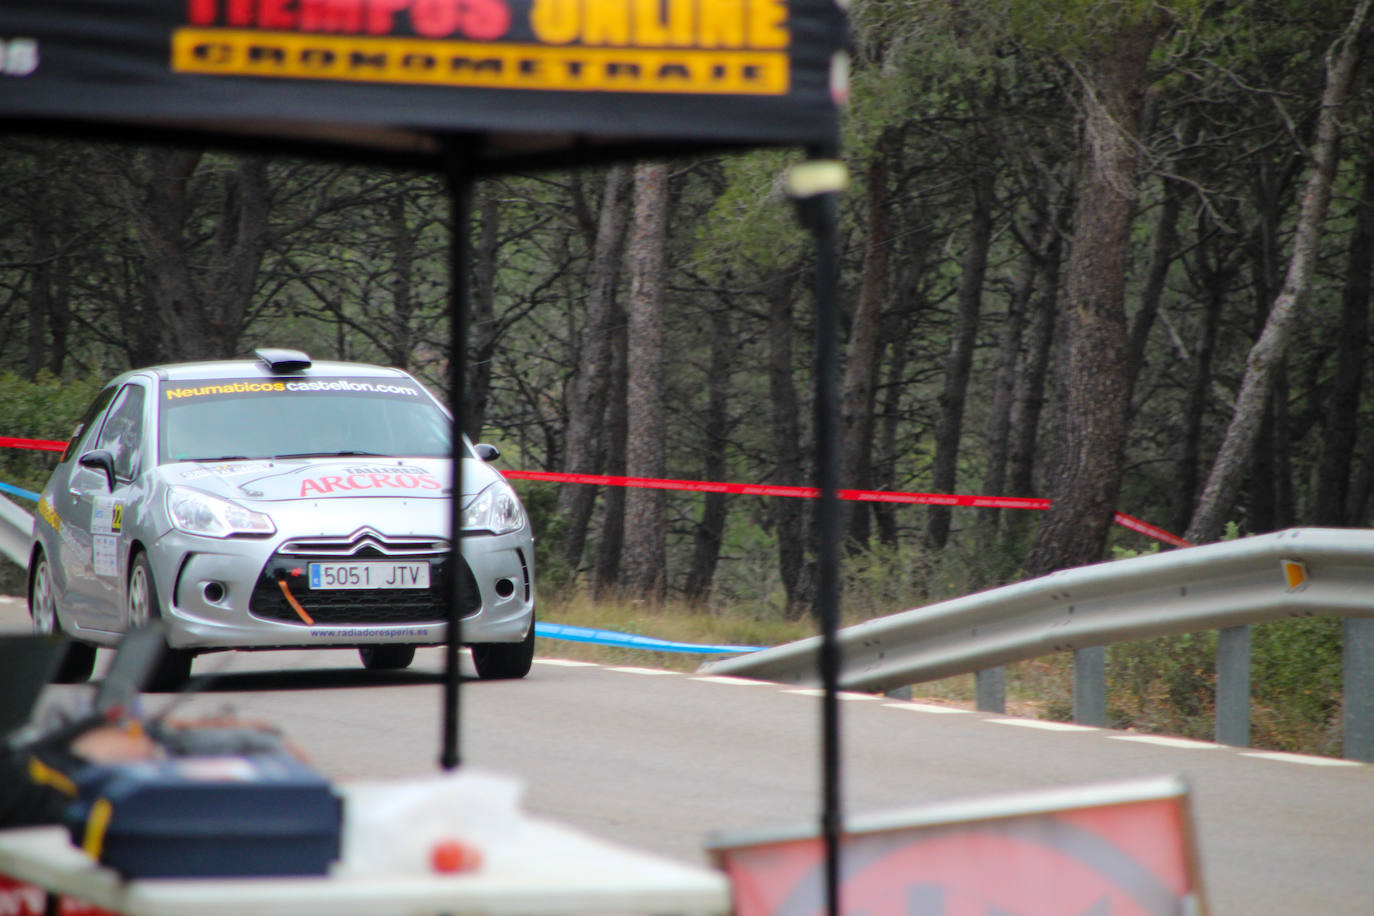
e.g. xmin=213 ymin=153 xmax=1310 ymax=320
xmin=37 ymin=496 xmax=61 ymax=531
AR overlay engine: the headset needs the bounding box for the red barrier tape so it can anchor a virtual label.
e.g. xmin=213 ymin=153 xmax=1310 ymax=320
xmin=501 ymin=470 xmax=1052 ymax=510
xmin=1111 ymin=512 xmax=1193 ymax=549
xmin=503 ymin=470 xmax=1193 ymax=547
xmin=0 ymin=436 xmax=64 ymax=453
xmin=0 ymin=438 xmax=1192 ymax=546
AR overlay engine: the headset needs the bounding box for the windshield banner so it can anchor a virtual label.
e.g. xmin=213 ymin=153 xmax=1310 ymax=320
xmin=161 ymin=378 xmax=426 ymax=402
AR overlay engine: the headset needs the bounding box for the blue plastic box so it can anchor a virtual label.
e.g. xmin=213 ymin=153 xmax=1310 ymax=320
xmin=65 ymin=751 xmax=342 ymax=878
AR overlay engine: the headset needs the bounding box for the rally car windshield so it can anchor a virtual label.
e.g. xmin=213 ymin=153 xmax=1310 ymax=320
xmin=157 ymin=377 xmax=453 ymax=463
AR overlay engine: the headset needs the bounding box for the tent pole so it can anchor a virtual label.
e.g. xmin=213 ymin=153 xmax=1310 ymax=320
xmin=441 ymin=140 xmax=476 ymax=771
xmin=813 ymin=191 xmax=842 ymax=916
xmin=791 ymin=149 xmax=846 ymax=916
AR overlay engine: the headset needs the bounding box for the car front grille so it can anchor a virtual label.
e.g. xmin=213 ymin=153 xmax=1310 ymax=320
xmin=249 ymin=532 xmax=480 ymax=627
xmin=278 ymin=528 xmax=447 ymax=557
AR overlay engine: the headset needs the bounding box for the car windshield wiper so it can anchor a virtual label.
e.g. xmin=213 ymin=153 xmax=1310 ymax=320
xmin=186 ymin=455 xmax=254 ymax=462
xmin=271 ymin=450 xmax=389 ymax=459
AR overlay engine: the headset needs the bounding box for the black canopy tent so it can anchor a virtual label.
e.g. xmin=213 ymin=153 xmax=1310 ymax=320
xmin=0 ymin=2 xmax=850 ymax=910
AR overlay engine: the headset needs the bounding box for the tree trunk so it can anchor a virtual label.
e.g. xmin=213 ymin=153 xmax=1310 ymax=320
xmin=465 ymin=189 xmax=501 ymax=439
xmin=384 ymin=190 xmax=416 ymax=372
xmin=561 ymin=165 xmax=632 ymax=570
xmin=684 ymin=306 xmax=733 ymax=604
xmin=1314 ymin=148 xmax=1374 ymax=525
xmin=594 ymin=305 xmax=629 ymax=594
xmin=840 ymin=129 xmax=893 ymax=550
xmin=25 ymin=205 xmax=53 ymax=380
xmin=1186 ymin=0 xmax=1371 ymax=543
xmin=979 ymin=203 xmax=1046 ymax=544
xmin=928 ymin=164 xmax=994 ymax=549
xmin=204 ymin=157 xmax=269 ymax=358
xmin=1126 ymin=173 xmax=1185 ymax=402
xmin=1172 ymin=276 xmax=1225 ymax=535
xmin=1349 ymin=423 xmax=1374 ymax=526
xmin=620 ymin=161 xmax=669 ymax=600
xmin=766 ymin=271 xmax=812 ymax=619
xmin=1008 ymin=223 xmax=1063 ymax=502
xmin=873 ymin=329 xmax=908 ymax=548
xmin=132 ymin=150 xmax=270 ymax=362
xmin=1024 ymin=21 xmax=1157 ymax=577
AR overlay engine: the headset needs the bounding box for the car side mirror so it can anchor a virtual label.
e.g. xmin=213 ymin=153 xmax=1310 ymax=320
xmin=79 ymin=450 xmax=117 ymax=491
xmin=474 ymin=443 xmax=501 ymax=462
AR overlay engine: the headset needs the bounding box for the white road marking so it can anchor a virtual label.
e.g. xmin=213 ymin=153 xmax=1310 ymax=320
xmin=782 ymin=688 xmax=879 ymax=701
xmin=882 ymin=703 xmax=972 ymax=715
xmin=1110 ymin=735 xmax=1222 ymax=750
xmin=988 ymin=718 xmax=1099 ymax=733
xmin=1240 ymin=751 xmax=1361 ymax=767
xmin=538 ymin=656 xmax=1359 ymax=767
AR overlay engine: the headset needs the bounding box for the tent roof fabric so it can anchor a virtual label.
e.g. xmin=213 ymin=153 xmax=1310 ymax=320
xmin=0 ymin=0 xmax=845 ymax=169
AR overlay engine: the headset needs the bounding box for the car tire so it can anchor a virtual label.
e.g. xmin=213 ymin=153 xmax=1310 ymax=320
xmin=359 ymin=645 xmax=416 ymax=670
xmin=470 ymin=616 xmax=535 ymax=680
xmin=128 ymin=552 xmax=194 ymax=692
xmin=29 ymin=550 xmax=96 ymax=683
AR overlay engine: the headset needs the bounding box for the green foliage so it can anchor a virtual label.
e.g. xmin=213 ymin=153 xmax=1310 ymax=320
xmin=693 ymin=149 xmax=806 ymax=276
xmin=1110 ymin=540 xmax=1162 ymax=561
xmin=1251 ymin=617 xmax=1344 ymax=753
xmin=1108 ymin=632 xmax=1217 ymax=736
xmin=0 ymin=372 xmax=101 ymax=497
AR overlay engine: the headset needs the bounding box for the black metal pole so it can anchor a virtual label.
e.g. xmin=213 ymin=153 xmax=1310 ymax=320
xmin=814 ymin=192 xmax=842 ymax=916
xmin=792 ymin=147 xmax=845 ymax=916
xmin=441 ymin=140 xmax=475 ymax=771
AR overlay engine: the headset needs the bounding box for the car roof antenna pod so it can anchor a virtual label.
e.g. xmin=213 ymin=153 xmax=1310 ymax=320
xmin=254 ymin=348 xmax=312 ymax=373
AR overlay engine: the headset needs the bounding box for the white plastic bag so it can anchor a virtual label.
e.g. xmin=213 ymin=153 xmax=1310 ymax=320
xmin=336 ymin=769 xmax=525 ymax=876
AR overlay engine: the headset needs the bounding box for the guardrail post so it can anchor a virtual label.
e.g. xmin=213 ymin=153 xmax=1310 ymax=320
xmin=976 ymin=667 xmax=1005 ymax=713
xmin=1215 ymin=625 xmax=1251 ymax=747
xmin=1343 ymin=618 xmax=1374 ymax=762
xmin=1073 ymin=647 xmax=1107 ymax=726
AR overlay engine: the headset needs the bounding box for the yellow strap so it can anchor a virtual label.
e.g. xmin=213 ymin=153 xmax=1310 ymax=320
xmin=27 ymin=756 xmax=77 ymax=797
xmin=82 ymin=798 xmax=114 ymax=860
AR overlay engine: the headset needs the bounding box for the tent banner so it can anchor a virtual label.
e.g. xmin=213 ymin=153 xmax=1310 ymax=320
xmin=0 ymin=0 xmax=846 ymax=154
xmin=709 ymin=777 xmax=1207 ymax=916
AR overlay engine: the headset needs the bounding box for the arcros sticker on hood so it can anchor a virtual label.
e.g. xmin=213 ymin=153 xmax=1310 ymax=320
xmin=299 ymin=465 xmax=442 ymax=497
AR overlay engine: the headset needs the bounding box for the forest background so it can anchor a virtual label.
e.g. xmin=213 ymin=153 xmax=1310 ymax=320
xmin=1 ymin=0 xmax=1372 ymax=754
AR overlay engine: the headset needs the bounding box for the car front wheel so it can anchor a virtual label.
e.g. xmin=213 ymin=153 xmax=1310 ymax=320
xmin=128 ymin=552 xmax=194 ymax=692
xmin=30 ymin=551 xmax=96 ymax=683
xmin=470 ymin=617 xmax=535 ymax=680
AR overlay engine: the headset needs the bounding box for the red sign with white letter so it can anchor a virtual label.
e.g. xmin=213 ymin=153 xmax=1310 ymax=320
xmin=711 ymin=780 xmax=1205 ymax=916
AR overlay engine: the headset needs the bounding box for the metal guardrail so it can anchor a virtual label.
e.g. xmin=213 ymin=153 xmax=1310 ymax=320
xmin=0 ymin=494 xmax=32 ymax=570
xmin=700 ymin=527 xmax=1374 ymax=759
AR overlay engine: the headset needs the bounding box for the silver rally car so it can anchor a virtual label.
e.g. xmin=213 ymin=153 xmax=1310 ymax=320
xmin=28 ymin=349 xmax=536 ymax=689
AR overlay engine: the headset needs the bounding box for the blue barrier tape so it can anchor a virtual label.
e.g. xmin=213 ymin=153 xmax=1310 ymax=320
xmin=534 ymin=622 xmax=761 ymax=655
xmin=0 ymin=480 xmax=40 ymax=502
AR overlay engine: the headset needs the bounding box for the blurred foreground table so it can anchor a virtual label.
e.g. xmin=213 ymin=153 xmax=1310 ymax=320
xmin=0 ymin=819 xmax=730 ymax=916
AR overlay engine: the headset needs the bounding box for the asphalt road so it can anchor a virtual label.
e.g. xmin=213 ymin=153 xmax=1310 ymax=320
xmin=2 ymin=596 xmax=1370 ymax=913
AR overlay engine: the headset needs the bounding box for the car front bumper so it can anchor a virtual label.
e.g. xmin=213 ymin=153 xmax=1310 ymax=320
xmin=150 ymin=505 xmax=534 ymax=651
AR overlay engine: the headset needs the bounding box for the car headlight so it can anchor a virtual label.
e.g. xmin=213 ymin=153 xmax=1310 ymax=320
xmin=167 ymin=486 xmax=276 ymax=538
xmin=462 ymin=480 xmax=526 ymax=535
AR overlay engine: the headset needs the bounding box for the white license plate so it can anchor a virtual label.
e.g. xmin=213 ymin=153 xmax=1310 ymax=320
xmin=308 ymin=561 xmax=431 ymax=590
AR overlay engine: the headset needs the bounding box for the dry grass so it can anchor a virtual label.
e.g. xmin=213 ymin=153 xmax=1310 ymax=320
xmin=535 ymin=592 xmax=1075 ymax=717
